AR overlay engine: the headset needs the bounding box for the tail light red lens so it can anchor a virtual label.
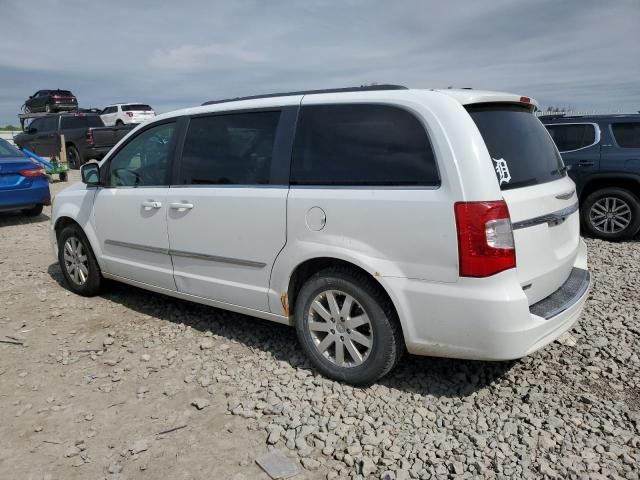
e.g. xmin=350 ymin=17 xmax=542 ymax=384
xmin=126 ymin=112 xmax=134 ymax=117
xmin=20 ymin=168 xmax=46 ymax=177
xmin=86 ymin=130 xmax=94 ymax=146
xmin=454 ymin=201 xmax=516 ymax=277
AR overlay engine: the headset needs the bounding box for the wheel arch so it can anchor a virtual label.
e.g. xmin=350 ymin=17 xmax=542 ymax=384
xmin=282 ymin=256 xmax=406 ymax=345
xmin=579 ymin=175 xmax=640 ymax=201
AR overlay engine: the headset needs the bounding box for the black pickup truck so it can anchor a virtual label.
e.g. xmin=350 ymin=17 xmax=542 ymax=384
xmin=14 ymin=113 xmax=134 ymax=168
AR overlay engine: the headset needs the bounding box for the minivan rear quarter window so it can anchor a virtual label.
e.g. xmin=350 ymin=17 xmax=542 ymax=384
xmin=467 ymin=104 xmax=565 ymax=190
xmin=611 ymin=122 xmax=640 ymax=148
xmin=123 ymin=104 xmax=153 ymax=112
xmin=545 ymin=124 xmax=596 ymax=152
xmin=290 ymin=104 xmax=439 ymax=186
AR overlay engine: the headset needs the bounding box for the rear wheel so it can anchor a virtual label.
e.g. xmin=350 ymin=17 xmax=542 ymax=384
xmin=22 ymin=204 xmax=43 ymax=216
xmin=66 ymin=145 xmax=82 ymax=169
xmin=45 ymin=104 xmax=52 ymax=113
xmin=582 ymin=187 xmax=640 ymax=240
xmin=57 ymin=225 xmax=103 ymax=296
xmin=294 ymin=268 xmax=402 ymax=385
xmin=115 ymin=120 xmax=124 ymax=126
xmin=23 ymin=105 xmax=31 ymax=114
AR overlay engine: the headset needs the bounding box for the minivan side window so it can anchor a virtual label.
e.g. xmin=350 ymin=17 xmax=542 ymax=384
xmin=546 ymin=124 xmax=596 ymax=152
xmin=179 ymin=111 xmax=281 ymax=185
xmin=611 ymin=123 xmax=640 ymax=148
xmin=107 ymin=122 xmax=175 ymax=187
xmin=290 ymin=104 xmax=439 ymax=186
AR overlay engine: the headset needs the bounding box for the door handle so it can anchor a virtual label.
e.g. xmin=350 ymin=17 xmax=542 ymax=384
xmin=169 ymin=202 xmax=194 ymax=210
xmin=141 ymin=201 xmax=162 ymax=209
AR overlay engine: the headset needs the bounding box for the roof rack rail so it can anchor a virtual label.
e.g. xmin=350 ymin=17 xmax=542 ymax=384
xmin=202 ymin=84 xmax=408 ymax=106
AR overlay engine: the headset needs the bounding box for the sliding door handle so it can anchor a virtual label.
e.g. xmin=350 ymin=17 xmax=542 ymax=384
xmin=169 ymin=202 xmax=194 ymax=210
xmin=141 ymin=201 xmax=162 ymax=209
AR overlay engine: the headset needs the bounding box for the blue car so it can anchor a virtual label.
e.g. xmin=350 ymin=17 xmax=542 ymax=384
xmin=0 ymin=138 xmax=50 ymax=216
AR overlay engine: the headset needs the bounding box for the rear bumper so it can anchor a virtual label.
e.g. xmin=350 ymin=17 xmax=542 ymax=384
xmin=382 ymin=238 xmax=590 ymax=360
xmin=51 ymin=103 xmax=77 ymax=111
xmin=0 ymin=182 xmax=51 ymax=210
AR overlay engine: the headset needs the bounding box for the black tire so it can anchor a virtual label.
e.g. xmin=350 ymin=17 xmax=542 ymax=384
xmin=59 ymin=172 xmax=68 ymax=182
xmin=23 ymin=105 xmax=31 ymax=114
xmin=66 ymin=145 xmax=82 ymax=169
xmin=294 ymin=268 xmax=403 ymax=385
xmin=581 ymin=187 xmax=640 ymax=241
xmin=115 ymin=120 xmax=124 ymax=126
xmin=22 ymin=204 xmax=43 ymax=216
xmin=57 ymin=224 xmax=103 ymax=296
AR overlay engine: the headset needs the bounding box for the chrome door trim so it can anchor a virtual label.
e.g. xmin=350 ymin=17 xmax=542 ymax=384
xmin=104 ymin=239 xmax=266 ymax=268
xmin=104 ymin=239 xmax=168 ymax=254
xmin=170 ymin=249 xmax=266 ymax=268
xmin=512 ymin=202 xmax=579 ymax=230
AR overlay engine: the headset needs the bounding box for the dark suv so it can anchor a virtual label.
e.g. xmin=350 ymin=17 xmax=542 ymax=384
xmin=541 ymin=114 xmax=640 ymax=240
xmin=23 ymin=90 xmax=78 ymax=113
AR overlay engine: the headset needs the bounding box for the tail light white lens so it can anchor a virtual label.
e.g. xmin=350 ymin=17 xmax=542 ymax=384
xmin=485 ymin=218 xmax=514 ymax=249
xmin=454 ymin=201 xmax=516 ymax=277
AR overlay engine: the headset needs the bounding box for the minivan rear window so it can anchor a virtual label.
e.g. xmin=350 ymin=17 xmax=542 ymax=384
xmin=123 ymin=104 xmax=152 ymax=112
xmin=291 ymin=104 xmax=439 ymax=186
xmin=467 ymin=104 xmax=565 ymax=190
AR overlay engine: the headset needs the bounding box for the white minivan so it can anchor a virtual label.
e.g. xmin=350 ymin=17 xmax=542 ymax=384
xmin=51 ymin=85 xmax=591 ymax=385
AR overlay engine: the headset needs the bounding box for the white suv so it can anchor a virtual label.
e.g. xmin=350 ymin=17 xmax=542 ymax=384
xmin=50 ymin=85 xmax=591 ymax=385
xmin=100 ymin=103 xmax=156 ymax=126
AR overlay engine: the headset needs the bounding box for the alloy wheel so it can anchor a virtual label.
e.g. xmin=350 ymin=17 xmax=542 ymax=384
xmin=589 ymin=197 xmax=632 ymax=234
xmin=307 ymin=290 xmax=373 ymax=368
xmin=63 ymin=236 xmax=89 ymax=285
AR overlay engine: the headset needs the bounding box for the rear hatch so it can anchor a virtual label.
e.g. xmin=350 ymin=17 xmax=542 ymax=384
xmin=467 ymin=104 xmax=580 ymax=304
xmin=51 ymin=90 xmax=77 ymax=105
xmin=122 ymin=104 xmax=155 ymax=122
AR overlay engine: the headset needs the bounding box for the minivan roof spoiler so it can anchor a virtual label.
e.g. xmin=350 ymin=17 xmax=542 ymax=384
xmin=202 ymin=84 xmax=408 ymax=106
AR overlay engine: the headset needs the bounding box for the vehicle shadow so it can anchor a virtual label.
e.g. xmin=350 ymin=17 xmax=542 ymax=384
xmin=47 ymin=263 xmax=514 ymax=398
xmin=0 ymin=211 xmax=50 ymax=227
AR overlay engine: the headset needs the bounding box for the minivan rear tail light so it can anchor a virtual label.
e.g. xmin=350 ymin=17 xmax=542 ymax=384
xmin=126 ymin=111 xmax=134 ymax=117
xmin=454 ymin=201 xmax=516 ymax=277
xmin=20 ymin=168 xmax=46 ymax=177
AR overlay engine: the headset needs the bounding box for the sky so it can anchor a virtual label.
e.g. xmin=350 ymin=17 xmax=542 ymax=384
xmin=0 ymin=0 xmax=638 ymax=125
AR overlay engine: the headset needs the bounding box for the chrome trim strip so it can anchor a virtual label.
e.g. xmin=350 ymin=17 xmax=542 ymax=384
xmin=169 ymin=249 xmax=266 ymax=268
xmin=512 ymin=202 xmax=579 ymax=230
xmin=544 ymin=122 xmax=601 ymax=153
xmin=104 ymin=240 xmax=266 ymax=268
xmin=104 ymin=239 xmax=168 ymax=254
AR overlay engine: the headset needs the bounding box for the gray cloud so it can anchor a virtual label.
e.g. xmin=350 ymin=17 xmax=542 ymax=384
xmin=0 ymin=0 xmax=638 ymax=124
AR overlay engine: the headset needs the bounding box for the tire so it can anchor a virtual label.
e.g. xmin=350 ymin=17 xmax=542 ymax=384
xmin=45 ymin=104 xmax=51 ymax=113
xmin=23 ymin=105 xmax=31 ymax=114
xmin=66 ymin=145 xmax=82 ymax=169
xmin=115 ymin=120 xmax=124 ymax=126
xmin=294 ymin=268 xmax=403 ymax=385
xmin=59 ymin=172 xmax=68 ymax=182
xmin=22 ymin=204 xmax=43 ymax=217
xmin=57 ymin=224 xmax=103 ymax=296
xmin=581 ymin=187 xmax=640 ymax=240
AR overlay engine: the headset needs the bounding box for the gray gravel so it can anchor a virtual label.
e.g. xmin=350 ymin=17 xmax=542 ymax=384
xmin=0 ymin=173 xmax=638 ymax=479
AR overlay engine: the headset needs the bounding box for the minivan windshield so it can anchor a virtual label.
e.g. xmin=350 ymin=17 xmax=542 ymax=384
xmin=467 ymin=104 xmax=566 ymax=190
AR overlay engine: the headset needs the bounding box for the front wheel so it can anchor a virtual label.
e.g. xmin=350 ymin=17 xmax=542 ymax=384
xmin=294 ymin=268 xmax=403 ymax=385
xmin=582 ymin=187 xmax=640 ymax=240
xmin=58 ymin=225 xmax=103 ymax=296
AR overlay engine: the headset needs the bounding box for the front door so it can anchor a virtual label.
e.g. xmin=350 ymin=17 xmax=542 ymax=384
xmin=166 ymin=109 xmax=294 ymax=311
xmin=92 ymin=121 xmax=178 ymax=290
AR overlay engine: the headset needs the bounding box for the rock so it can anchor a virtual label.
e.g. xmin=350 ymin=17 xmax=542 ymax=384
xmin=140 ymin=354 xmax=151 ymax=362
xmin=191 ymin=398 xmax=210 ymax=410
xmin=200 ymin=338 xmax=214 ymax=350
xmin=130 ymin=439 xmax=149 ymax=454
xmin=255 ymin=449 xmax=299 ymax=479
xmin=301 ymin=457 xmax=321 ymax=471
xmin=65 ymin=446 xmax=81 ymax=458
xmin=108 ymin=462 xmax=123 ymax=474
xmin=361 ymin=457 xmax=377 ymax=476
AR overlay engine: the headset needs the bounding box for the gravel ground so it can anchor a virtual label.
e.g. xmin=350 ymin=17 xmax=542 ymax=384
xmin=0 ymin=171 xmax=638 ymax=479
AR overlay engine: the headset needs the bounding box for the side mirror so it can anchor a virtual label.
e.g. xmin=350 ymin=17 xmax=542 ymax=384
xmin=81 ymin=163 xmax=101 ymax=186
